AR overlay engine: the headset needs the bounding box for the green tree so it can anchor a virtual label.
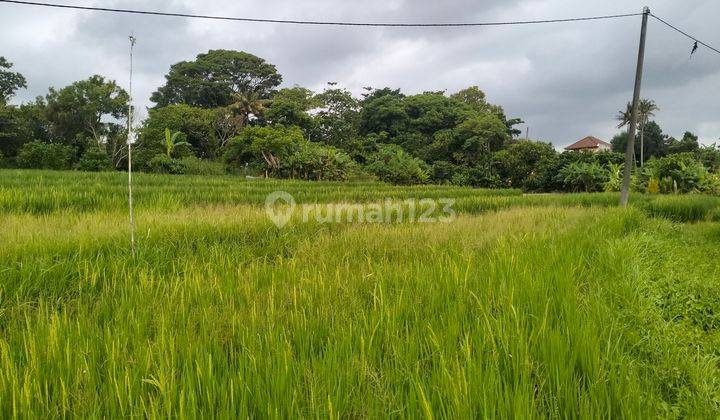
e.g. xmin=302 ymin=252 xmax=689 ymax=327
xmin=611 ymin=121 xmax=667 ymax=163
xmin=359 ymin=92 xmax=408 ymax=138
xmin=227 ymin=90 xmax=266 ymax=128
xmin=451 ymin=86 xmax=523 ymax=137
xmin=225 ymin=125 xmax=304 ymax=177
xmin=151 ymin=50 xmax=282 ymax=108
xmin=137 ymin=104 xmax=217 ymax=168
xmin=44 ymin=75 xmax=128 ymax=158
xmin=0 ymin=99 xmax=51 ymax=161
xmin=451 ymin=113 xmax=509 ymax=165
xmin=695 ymin=144 xmax=720 ymax=172
xmin=0 ymin=57 xmax=27 ymax=104
xmin=493 ymin=140 xmax=557 ymax=190
xmin=313 ymin=85 xmax=361 ymax=147
xmin=666 ymin=131 xmax=699 ymax=155
xmin=265 ymin=87 xmax=317 ymax=135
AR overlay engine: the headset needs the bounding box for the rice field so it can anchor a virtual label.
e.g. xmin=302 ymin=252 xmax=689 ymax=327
xmin=2 ymin=169 xmax=720 ymax=418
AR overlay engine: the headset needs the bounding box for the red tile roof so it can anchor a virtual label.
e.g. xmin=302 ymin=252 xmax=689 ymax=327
xmin=564 ymin=136 xmax=611 ymax=151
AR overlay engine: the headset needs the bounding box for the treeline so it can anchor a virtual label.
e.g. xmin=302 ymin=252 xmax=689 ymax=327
xmin=1 ymin=50 xmax=719 ymax=193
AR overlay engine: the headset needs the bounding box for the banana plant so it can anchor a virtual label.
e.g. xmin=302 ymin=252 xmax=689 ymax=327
xmin=164 ymin=128 xmax=191 ymax=158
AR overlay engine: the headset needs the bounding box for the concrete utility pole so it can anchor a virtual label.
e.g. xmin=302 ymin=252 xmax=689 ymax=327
xmin=620 ymin=7 xmax=650 ymax=206
xmin=127 ymin=35 xmax=137 ymax=257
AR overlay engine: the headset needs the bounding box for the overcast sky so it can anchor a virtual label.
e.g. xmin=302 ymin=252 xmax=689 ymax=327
xmin=1 ymin=0 xmax=718 ymax=147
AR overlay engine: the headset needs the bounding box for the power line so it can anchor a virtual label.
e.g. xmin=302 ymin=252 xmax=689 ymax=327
xmin=650 ymin=13 xmax=720 ymax=55
xmin=0 ymin=0 xmax=641 ymax=27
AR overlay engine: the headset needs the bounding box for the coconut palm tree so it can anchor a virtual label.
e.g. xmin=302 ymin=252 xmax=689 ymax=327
xmin=617 ymin=99 xmax=659 ymax=166
xmin=164 ymin=128 xmax=191 ymax=158
xmin=228 ymin=90 xmax=266 ymax=129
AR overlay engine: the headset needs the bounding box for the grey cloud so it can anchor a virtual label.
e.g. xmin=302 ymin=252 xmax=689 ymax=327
xmin=1 ymin=0 xmax=718 ymax=146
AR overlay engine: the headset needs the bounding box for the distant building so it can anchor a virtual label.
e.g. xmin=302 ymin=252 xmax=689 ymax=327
xmin=564 ymin=136 xmax=611 ymax=152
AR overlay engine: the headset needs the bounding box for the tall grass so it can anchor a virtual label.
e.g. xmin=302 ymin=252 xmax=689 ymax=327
xmin=1 ymin=169 xmax=720 ymax=417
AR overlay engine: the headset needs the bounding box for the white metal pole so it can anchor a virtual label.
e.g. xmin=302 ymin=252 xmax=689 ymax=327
xmin=128 ymin=35 xmax=137 ymax=257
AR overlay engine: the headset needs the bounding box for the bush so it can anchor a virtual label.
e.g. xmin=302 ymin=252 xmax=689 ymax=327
xmin=366 ymin=144 xmax=429 ymax=185
xmin=147 ymin=154 xmax=186 ymax=174
xmin=16 ymin=141 xmax=75 ymax=170
xmin=603 ymin=162 xmax=623 ymax=192
xmin=558 ymin=162 xmax=607 ymax=192
xmin=179 ymin=156 xmax=226 ymax=175
xmin=493 ymin=140 xmax=557 ymax=191
xmin=430 ymin=160 xmax=458 ymax=183
xmin=647 ymin=178 xmax=660 ymax=194
xmin=642 ymin=154 xmax=710 ymax=193
xmin=451 ymin=165 xmax=502 ymax=188
xmin=77 ymin=148 xmax=113 ymax=172
xmin=286 ymin=142 xmax=358 ymax=181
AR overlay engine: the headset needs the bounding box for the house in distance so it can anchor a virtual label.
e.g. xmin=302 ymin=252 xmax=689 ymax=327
xmin=564 ymin=136 xmax=611 ymax=153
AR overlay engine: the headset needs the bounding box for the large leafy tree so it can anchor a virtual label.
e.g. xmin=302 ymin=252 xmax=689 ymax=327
xmin=0 ymin=58 xmax=31 ymax=161
xmin=137 ymin=104 xmax=217 ymax=166
xmin=44 ymin=75 xmax=128 ymax=158
xmin=450 ymin=113 xmax=510 ymax=164
xmin=225 ymin=125 xmax=304 ymax=177
xmin=313 ymin=85 xmax=361 ymax=147
xmin=359 ymin=91 xmax=408 ymax=138
xmin=666 ymin=131 xmax=699 ymax=155
xmin=0 ymin=57 xmax=27 ymax=104
xmin=265 ymin=87 xmax=317 ymax=135
xmin=150 ymin=50 xmax=282 ymax=108
xmin=493 ymin=140 xmax=557 ymax=190
xmin=452 ymin=86 xmax=523 ymax=137
xmin=612 ymin=120 xmax=667 ymax=163
xmin=0 ymin=99 xmax=51 ymax=160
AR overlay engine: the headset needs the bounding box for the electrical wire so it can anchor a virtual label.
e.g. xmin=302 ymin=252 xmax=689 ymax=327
xmin=2 ymin=1 xmax=717 ymax=57
xmin=0 ymin=0 xmax=641 ymax=27
xmin=650 ymin=13 xmax=720 ymax=55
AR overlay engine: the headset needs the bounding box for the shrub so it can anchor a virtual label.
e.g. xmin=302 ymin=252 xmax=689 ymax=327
xmin=647 ymin=178 xmax=660 ymax=194
xmin=225 ymin=125 xmax=304 ymax=177
xmin=646 ymin=153 xmax=709 ymax=193
xmin=603 ymin=162 xmax=623 ymax=192
xmin=286 ymin=142 xmax=358 ymax=181
xmin=147 ymin=154 xmax=186 ymax=174
xmin=16 ymin=141 xmax=75 ymax=170
xmin=451 ymin=165 xmax=502 ymax=188
xmin=431 ymin=160 xmax=458 ymax=183
xmin=559 ymin=162 xmax=608 ymax=192
xmin=493 ymin=140 xmax=557 ymax=191
xmin=77 ymin=148 xmax=113 ymax=172
xmin=366 ymin=144 xmax=429 ymax=185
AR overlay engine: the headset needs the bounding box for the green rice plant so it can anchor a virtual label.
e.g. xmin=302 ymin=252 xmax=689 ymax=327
xmin=1 ymin=169 xmax=720 ymax=417
xmin=639 ymin=195 xmax=720 ymax=222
